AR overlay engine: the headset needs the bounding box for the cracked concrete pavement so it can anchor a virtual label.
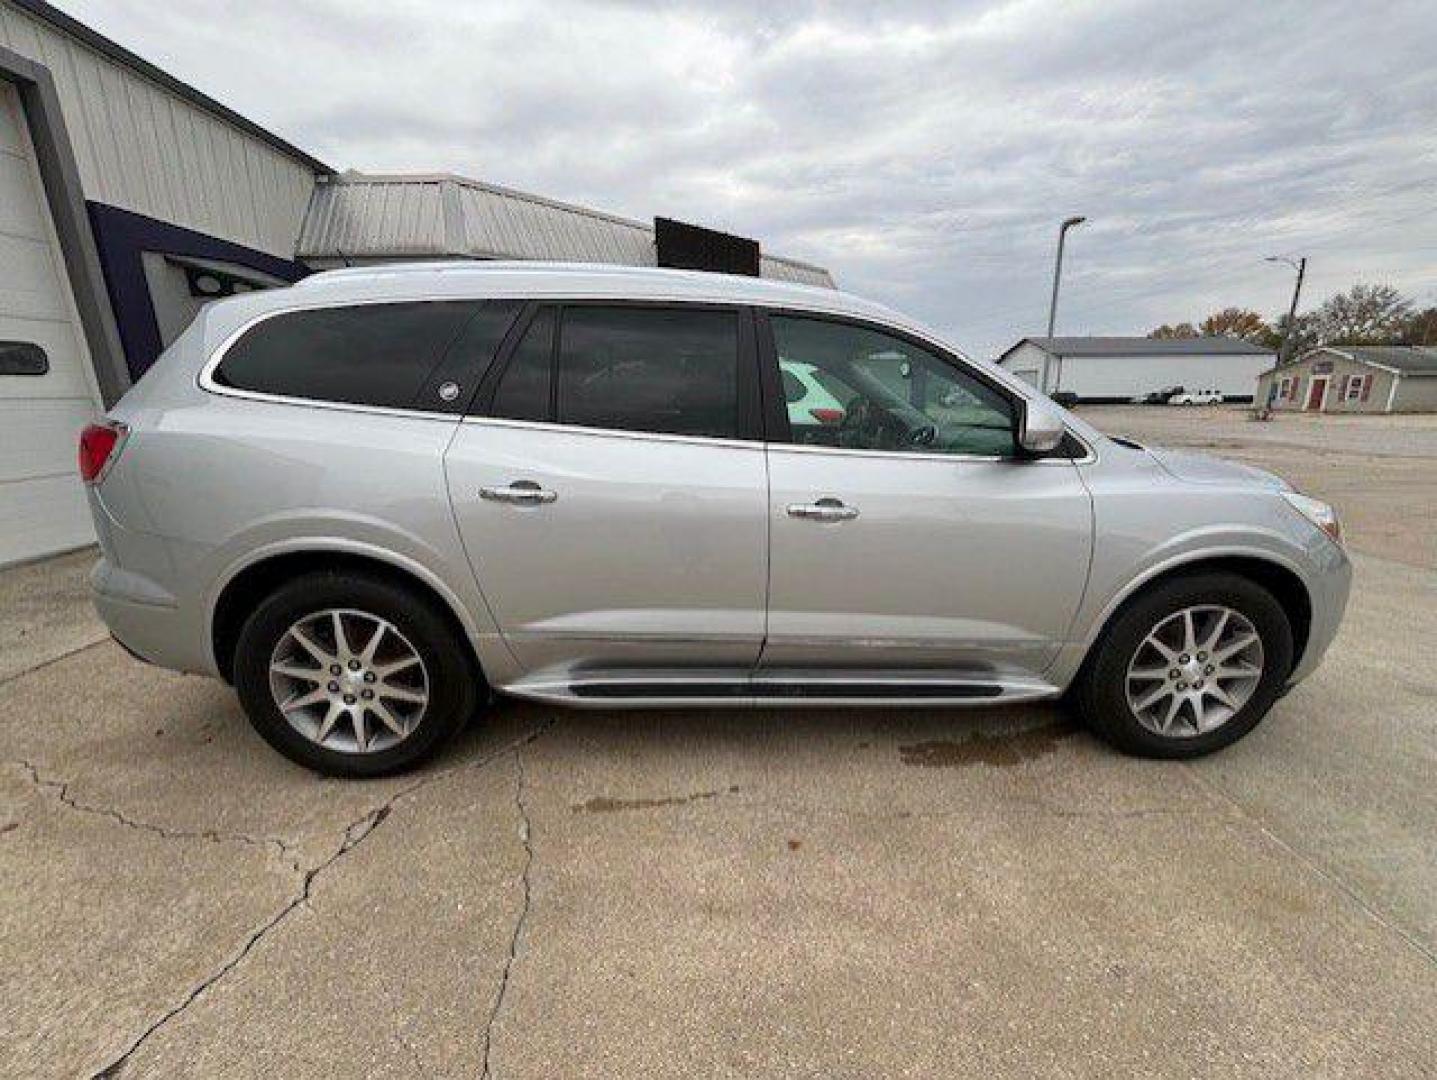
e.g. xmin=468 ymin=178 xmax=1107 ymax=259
xmin=2 ymin=407 xmax=1435 ymax=1077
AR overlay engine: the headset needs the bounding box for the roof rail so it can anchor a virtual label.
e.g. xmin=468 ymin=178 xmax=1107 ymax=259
xmin=296 ymin=260 xmax=825 ymax=288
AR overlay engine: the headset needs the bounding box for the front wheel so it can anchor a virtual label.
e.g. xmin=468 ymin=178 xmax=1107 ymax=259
xmin=233 ymin=571 xmax=480 ymax=777
xmin=1075 ymin=572 xmax=1294 ymax=758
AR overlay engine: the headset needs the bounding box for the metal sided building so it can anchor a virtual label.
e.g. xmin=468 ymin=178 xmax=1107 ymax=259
xmin=997 ymin=336 xmax=1274 ymax=403
xmin=0 ymin=0 xmax=328 ymax=565
xmin=296 ymin=172 xmax=835 ymax=287
xmin=0 ymin=2 xmax=832 ymax=568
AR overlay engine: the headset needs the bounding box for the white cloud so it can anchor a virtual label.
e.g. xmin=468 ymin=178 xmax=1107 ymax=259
xmin=58 ymin=0 xmax=1437 ymax=356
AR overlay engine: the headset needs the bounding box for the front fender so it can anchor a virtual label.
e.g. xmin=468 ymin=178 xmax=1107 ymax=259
xmin=1047 ymin=463 xmax=1337 ymax=687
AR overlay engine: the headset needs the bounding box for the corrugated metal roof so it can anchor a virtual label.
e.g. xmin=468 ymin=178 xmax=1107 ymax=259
xmin=1014 ymin=336 xmax=1274 ymax=358
xmin=297 ymin=174 xmax=835 ymax=288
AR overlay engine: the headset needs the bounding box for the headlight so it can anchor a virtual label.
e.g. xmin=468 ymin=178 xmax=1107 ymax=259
xmin=1281 ymin=492 xmax=1342 ymax=546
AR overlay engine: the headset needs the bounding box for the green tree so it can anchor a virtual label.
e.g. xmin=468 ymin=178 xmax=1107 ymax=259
xmin=1271 ymin=311 xmax=1320 ymax=358
xmin=1397 ymin=306 xmax=1437 ymax=345
xmin=1148 ymin=322 xmax=1198 ymax=339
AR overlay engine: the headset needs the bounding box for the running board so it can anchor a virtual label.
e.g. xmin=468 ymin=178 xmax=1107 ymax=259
xmin=571 ymin=680 xmax=1002 ymax=700
xmin=501 ymin=673 xmax=1060 ymax=708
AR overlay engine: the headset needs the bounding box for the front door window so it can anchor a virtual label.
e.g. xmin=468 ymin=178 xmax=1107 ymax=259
xmin=770 ymin=316 xmax=1016 ymax=457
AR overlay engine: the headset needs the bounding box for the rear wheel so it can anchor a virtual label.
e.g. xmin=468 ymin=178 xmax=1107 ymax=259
xmin=233 ymin=571 xmax=480 ymax=776
xmin=1076 ymin=572 xmax=1293 ymax=758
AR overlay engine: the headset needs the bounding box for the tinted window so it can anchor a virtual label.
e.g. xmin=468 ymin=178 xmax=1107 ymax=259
xmin=215 ymin=301 xmax=477 ymax=409
xmin=770 ymin=316 xmax=1016 ymax=457
xmin=0 ymin=342 xmax=48 ymax=376
xmin=781 ymin=368 xmax=805 ymax=403
xmin=492 ymin=308 xmax=554 ymax=422
xmin=415 ymin=301 xmax=522 ymax=412
xmin=557 ymin=307 xmax=739 ymax=438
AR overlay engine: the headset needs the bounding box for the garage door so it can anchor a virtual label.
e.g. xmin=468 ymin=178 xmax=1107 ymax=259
xmin=0 ymin=81 xmax=101 ymax=567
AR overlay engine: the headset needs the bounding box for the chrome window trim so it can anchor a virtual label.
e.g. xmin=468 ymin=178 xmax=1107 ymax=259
xmin=1065 ymin=438 xmax=1098 ymax=466
xmin=197 ymin=298 xmax=479 ymax=422
xmin=197 ymin=295 xmax=1098 ymax=463
xmin=459 ymin=414 xmax=764 ymax=452
xmin=460 ymin=415 xmax=1089 ymax=464
xmin=765 ymin=441 xmax=1005 ymax=465
xmin=767 ymin=440 xmax=1093 ymax=466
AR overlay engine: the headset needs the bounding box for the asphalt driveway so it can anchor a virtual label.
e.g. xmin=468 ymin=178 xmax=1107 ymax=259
xmin=3 ymin=407 xmax=1434 ymax=1078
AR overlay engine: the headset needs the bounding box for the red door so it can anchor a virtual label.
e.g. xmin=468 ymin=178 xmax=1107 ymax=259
xmin=1305 ymin=377 xmax=1328 ymax=411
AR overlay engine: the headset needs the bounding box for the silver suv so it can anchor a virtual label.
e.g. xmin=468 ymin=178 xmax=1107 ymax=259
xmin=82 ymin=263 xmax=1350 ymax=776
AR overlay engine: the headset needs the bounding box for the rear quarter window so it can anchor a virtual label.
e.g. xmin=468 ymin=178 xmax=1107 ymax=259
xmin=213 ymin=301 xmax=510 ymax=411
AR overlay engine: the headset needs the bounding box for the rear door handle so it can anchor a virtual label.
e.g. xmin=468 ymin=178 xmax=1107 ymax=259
xmin=787 ymin=497 xmax=859 ymax=522
xmin=479 ymin=481 xmax=557 ymax=505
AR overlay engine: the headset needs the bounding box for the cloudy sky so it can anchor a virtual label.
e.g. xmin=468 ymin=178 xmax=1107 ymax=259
xmin=59 ymin=0 xmax=1437 ymax=357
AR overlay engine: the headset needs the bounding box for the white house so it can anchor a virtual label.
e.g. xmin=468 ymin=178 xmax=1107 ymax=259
xmin=997 ymin=336 xmax=1274 ymax=402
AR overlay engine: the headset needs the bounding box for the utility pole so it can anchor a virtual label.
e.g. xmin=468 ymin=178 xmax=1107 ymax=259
xmin=1266 ymin=255 xmax=1307 ymax=366
xmin=1047 ymin=216 xmax=1086 ymax=391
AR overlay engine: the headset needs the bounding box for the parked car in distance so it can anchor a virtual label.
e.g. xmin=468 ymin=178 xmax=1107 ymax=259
xmin=1133 ymin=385 xmax=1184 ymax=405
xmin=780 ymin=358 xmax=847 ymax=429
xmin=1050 ymin=390 xmax=1080 ymax=408
xmin=83 ymin=263 xmax=1351 ymax=776
xmin=1170 ymin=388 xmax=1224 ymax=405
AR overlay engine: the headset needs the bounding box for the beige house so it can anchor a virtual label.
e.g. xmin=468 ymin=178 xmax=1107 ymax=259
xmin=1255 ymin=346 xmax=1437 ymax=414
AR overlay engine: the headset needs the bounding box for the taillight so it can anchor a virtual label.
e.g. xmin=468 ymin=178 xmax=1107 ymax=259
xmin=79 ymin=421 xmax=127 ymax=484
xmin=809 ymin=407 xmax=845 ymax=425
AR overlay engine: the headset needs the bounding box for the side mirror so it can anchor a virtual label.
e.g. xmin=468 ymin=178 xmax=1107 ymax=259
xmin=1018 ymin=398 xmax=1066 ymax=455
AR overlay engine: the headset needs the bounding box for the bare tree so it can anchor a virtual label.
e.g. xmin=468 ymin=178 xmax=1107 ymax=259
xmin=1311 ymin=283 xmax=1412 ymax=344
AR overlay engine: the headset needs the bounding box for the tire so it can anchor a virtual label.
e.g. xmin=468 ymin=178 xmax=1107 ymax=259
xmin=1074 ymin=572 xmax=1293 ymax=759
xmin=233 ymin=571 xmax=480 ymax=777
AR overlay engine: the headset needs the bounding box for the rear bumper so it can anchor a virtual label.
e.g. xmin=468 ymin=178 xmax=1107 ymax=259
xmin=90 ymin=558 xmax=215 ymax=675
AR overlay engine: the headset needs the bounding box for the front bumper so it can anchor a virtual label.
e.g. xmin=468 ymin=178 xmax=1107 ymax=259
xmin=1287 ymin=540 xmax=1352 ymax=685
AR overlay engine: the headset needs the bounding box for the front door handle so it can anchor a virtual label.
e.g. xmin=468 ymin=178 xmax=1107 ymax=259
xmin=787 ymin=497 xmax=859 ymax=522
xmin=479 ymin=481 xmax=557 ymax=505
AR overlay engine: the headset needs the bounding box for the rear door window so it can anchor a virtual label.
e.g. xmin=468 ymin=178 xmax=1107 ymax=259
xmin=555 ymin=306 xmax=740 ymax=439
xmin=491 ymin=308 xmax=555 ymax=422
xmin=214 ymin=301 xmax=508 ymax=411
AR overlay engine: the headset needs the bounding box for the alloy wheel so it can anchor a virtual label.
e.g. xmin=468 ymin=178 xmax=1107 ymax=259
xmin=1124 ymin=604 xmax=1264 ymax=737
xmin=268 ymin=608 xmax=430 ymax=754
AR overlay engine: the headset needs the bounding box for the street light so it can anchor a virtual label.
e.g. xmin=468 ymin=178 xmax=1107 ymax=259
xmin=1047 ymin=216 xmax=1086 ymax=392
xmin=1265 ymin=255 xmax=1307 ymax=367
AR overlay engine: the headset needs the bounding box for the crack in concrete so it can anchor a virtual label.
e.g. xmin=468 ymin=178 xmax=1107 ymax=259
xmin=86 ymin=723 xmax=553 ymax=1078
xmin=9 ymin=760 xmax=297 ymax=862
xmin=479 ymin=738 xmax=543 ymax=1080
xmin=90 ymin=805 xmax=392 ymax=1079
xmin=1180 ymin=763 xmax=1437 ymax=970
xmin=0 ymin=636 xmax=109 ymax=689
xmin=396 ymin=1027 xmax=430 ymax=1076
